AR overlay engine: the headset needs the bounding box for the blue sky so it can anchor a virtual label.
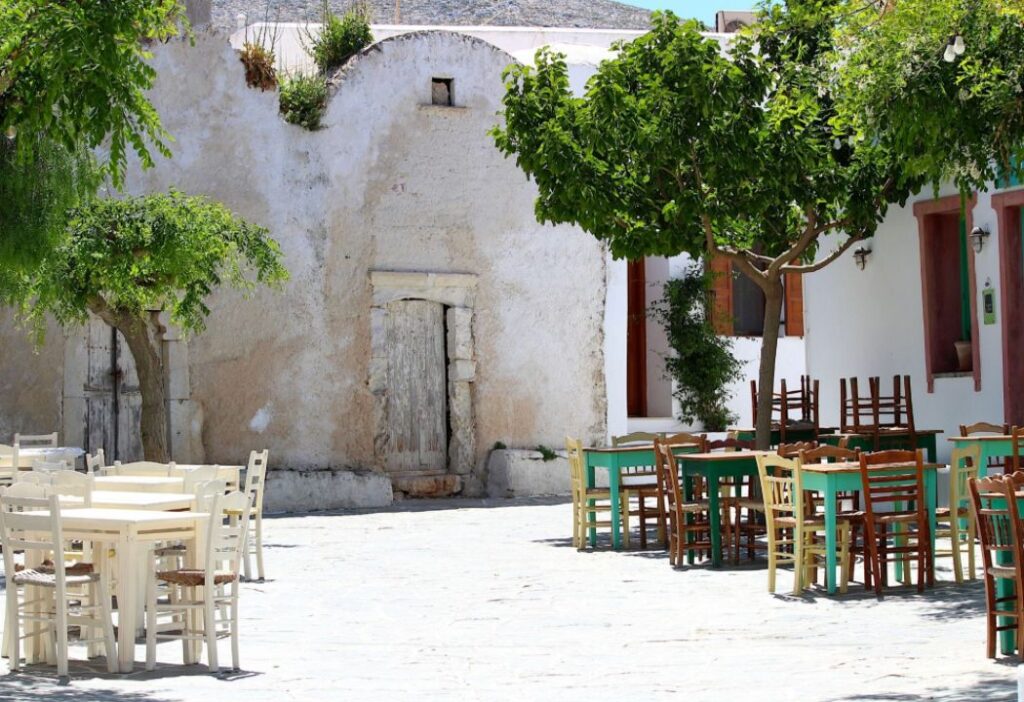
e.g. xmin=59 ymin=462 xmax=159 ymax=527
xmin=627 ymin=1 xmax=759 ymax=26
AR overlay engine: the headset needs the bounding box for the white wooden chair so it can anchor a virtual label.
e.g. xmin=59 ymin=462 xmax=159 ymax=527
xmin=183 ymin=465 xmax=220 ymax=493
xmin=14 ymin=432 xmax=59 ymax=449
xmin=103 ymin=460 xmax=174 ymax=477
xmin=0 ymin=444 xmax=19 ymax=486
xmin=241 ymin=450 xmax=269 ymax=581
xmin=0 ymin=483 xmax=117 ymax=676
xmin=85 ymin=449 xmax=105 ymax=474
xmin=51 ymin=471 xmax=95 ymax=508
xmin=15 ymin=471 xmax=55 ymax=486
xmin=146 ymin=490 xmax=252 ymax=672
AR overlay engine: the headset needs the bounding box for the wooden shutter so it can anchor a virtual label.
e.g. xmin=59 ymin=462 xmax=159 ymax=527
xmin=785 ymin=271 xmax=804 ymax=337
xmin=709 ymin=255 xmax=734 ymax=336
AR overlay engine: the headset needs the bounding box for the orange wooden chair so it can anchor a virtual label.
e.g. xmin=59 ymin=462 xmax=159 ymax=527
xmin=656 ymin=440 xmax=714 ymax=567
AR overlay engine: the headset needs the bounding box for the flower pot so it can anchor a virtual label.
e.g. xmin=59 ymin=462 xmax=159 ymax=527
xmin=954 ymin=341 xmax=973 ymax=372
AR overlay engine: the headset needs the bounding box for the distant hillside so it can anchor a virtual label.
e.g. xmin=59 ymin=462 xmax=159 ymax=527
xmin=215 ymin=0 xmax=654 ymax=31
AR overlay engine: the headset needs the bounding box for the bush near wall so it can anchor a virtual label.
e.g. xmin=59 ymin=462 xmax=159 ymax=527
xmin=278 ymin=74 xmax=328 ymax=130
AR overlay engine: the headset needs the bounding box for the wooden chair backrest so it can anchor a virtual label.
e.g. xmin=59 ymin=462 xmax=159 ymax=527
xmin=50 ymin=470 xmax=94 ymax=507
xmin=961 ymin=422 xmax=1010 ymax=436
xmin=183 ymin=466 xmax=220 ymax=493
xmin=15 ymin=471 xmax=54 ymax=486
xmin=14 ymin=432 xmax=58 ymax=449
xmin=858 ymin=449 xmax=925 ymax=516
xmin=706 ymin=437 xmax=755 ymax=452
xmin=656 ymin=441 xmax=686 ymax=528
xmin=244 ymin=450 xmax=270 ymax=514
xmin=777 ymin=441 xmax=817 ymax=458
xmin=611 ymin=432 xmax=660 ymax=446
xmin=193 ymin=479 xmax=228 ymax=513
xmin=0 ymin=484 xmax=65 ymax=589
xmin=85 ymin=449 xmax=105 ymax=474
xmin=949 ymin=445 xmax=982 ymax=513
xmin=969 ymin=475 xmax=1024 ymax=588
xmin=663 ymin=432 xmax=707 ymax=448
xmin=565 ymin=437 xmax=585 ymax=496
xmin=756 ymin=454 xmax=803 ymax=529
xmin=106 ymin=461 xmax=174 ymax=477
xmin=799 ymin=444 xmax=859 ymax=464
xmin=203 ymin=491 xmax=252 ymax=579
xmin=0 ymin=444 xmax=18 ymax=482
xmin=752 ymin=376 xmax=819 ymax=429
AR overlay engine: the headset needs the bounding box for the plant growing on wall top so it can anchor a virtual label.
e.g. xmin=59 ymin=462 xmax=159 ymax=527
xmin=279 ymin=73 xmax=329 ymax=130
xmin=240 ymin=9 xmax=281 ymax=92
xmin=2 ymin=191 xmax=289 ymax=462
xmin=304 ymin=1 xmax=374 ymax=75
xmin=650 ymin=265 xmax=742 ymax=432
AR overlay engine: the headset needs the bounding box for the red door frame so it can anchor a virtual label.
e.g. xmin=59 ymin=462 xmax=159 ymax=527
xmin=626 ymin=259 xmax=648 ymax=418
xmin=993 ymin=189 xmax=1024 ymax=424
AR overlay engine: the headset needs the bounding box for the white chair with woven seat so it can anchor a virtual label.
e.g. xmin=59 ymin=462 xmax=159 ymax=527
xmin=103 ymin=460 xmax=174 ymax=477
xmin=0 ymin=482 xmax=117 ymax=676
xmin=32 ymin=459 xmax=69 ymax=474
xmin=0 ymin=444 xmax=20 ymax=486
xmin=757 ymin=453 xmax=852 ymax=595
xmin=566 ymin=437 xmax=630 ymax=549
xmin=145 ymin=490 xmax=252 ymax=672
xmin=241 ymin=450 xmax=269 ymax=581
xmin=14 ymin=432 xmax=58 ymax=449
xmin=936 ymin=445 xmax=982 ymax=583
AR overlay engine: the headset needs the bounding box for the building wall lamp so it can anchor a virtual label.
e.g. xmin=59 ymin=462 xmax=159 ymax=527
xmin=853 ymin=246 xmax=871 ymax=270
xmin=969 ymin=226 xmax=990 ymax=254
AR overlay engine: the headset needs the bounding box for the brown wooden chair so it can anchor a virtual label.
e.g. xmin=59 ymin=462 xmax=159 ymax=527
xmin=751 ymin=375 xmax=820 ymax=443
xmin=969 ymin=473 xmax=1024 ymax=659
xmin=800 ymin=444 xmax=868 ymax=587
xmin=840 ymin=375 xmax=916 ymax=450
xmin=777 ymin=442 xmax=817 ymax=458
xmin=961 ymin=422 xmax=1012 ymax=475
xmin=652 ymin=432 xmax=707 ymax=551
xmin=611 ymin=432 xmax=661 ymax=549
xmin=859 ymin=449 xmax=933 ymax=594
xmin=1011 ymin=426 xmax=1024 ymax=474
xmin=656 ymin=440 xmax=713 ymax=567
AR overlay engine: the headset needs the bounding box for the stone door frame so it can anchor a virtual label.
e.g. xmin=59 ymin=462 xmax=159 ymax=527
xmin=369 ymin=271 xmax=477 ymax=481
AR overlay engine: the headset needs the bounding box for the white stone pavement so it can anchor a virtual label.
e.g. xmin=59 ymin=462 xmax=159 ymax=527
xmin=0 ymin=498 xmax=1019 ymax=701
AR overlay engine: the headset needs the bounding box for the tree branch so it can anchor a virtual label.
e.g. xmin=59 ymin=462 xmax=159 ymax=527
xmin=782 ymin=233 xmax=865 ymax=274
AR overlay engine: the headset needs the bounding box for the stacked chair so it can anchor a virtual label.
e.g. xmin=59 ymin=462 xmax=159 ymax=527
xmin=840 ymin=375 xmax=916 ymax=450
xmin=750 ymin=375 xmax=820 ymax=442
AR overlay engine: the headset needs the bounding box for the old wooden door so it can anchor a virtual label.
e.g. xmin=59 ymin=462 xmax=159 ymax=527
xmin=82 ymin=317 xmax=143 ymax=461
xmin=384 ymin=300 xmax=448 ymax=474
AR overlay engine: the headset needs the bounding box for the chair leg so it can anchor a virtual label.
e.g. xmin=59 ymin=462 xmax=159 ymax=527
xmin=621 ymin=493 xmax=631 ymax=550
xmin=839 ymin=524 xmax=850 ymax=595
xmin=145 ymin=570 xmax=158 ymax=671
xmin=638 ymin=497 xmax=648 ymax=550
xmin=230 ymin=583 xmax=241 ymax=670
xmin=55 ymin=587 xmax=69 ymax=678
xmin=967 ymin=520 xmax=977 ymax=581
xmin=204 ymin=588 xmax=219 ymax=672
xmin=949 ymin=519 xmax=964 ymax=584
xmin=254 ymin=516 xmax=265 ymax=581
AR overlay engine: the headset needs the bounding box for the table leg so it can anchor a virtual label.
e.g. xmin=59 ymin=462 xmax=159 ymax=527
xmin=682 ymin=473 xmax=695 ymax=565
xmin=707 ymin=469 xmax=722 ymax=567
xmin=923 ymin=435 xmax=937 ymax=464
xmin=824 ymin=481 xmax=838 ymax=595
xmin=609 ymin=466 xmax=622 ymax=550
xmin=926 ymin=470 xmax=937 ymax=587
xmin=586 ymin=462 xmax=597 ymax=548
xmin=116 ymin=536 xmax=137 ymax=673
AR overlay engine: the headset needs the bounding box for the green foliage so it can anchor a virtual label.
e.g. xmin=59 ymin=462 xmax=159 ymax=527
xmin=0 ymin=135 xmax=98 ymax=272
xmin=306 ymin=1 xmax=373 ymax=75
xmin=536 ymin=445 xmax=558 ymax=461
xmin=7 ymin=191 xmax=289 ymax=341
xmin=832 ymin=0 xmax=1024 ymax=193
xmin=650 ymin=265 xmax=742 ymax=431
xmin=279 ymin=74 xmax=329 ymax=130
xmin=0 ymin=0 xmax=185 ymax=187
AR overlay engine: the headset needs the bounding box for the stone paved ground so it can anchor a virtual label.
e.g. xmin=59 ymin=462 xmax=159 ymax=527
xmin=0 ymin=498 xmax=1019 ymax=701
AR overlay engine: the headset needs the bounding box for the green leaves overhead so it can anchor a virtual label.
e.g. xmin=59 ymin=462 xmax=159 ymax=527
xmin=11 ymin=191 xmax=289 ymax=341
xmin=0 ymin=0 xmax=185 ymax=187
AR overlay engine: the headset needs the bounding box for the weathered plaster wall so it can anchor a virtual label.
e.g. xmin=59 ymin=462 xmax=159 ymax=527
xmin=0 ymin=318 xmax=64 ymax=442
xmin=39 ymin=29 xmax=609 ymax=490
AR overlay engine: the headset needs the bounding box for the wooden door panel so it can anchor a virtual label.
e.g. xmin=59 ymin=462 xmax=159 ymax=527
xmin=384 ymin=300 xmax=448 ymax=473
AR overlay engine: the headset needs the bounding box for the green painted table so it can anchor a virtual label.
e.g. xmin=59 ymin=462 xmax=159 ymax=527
xmin=583 ymin=444 xmax=698 ymax=550
xmin=801 ymin=460 xmax=939 ymax=595
xmin=732 ymin=427 xmax=838 ymax=446
xmin=948 ymin=435 xmax=1013 ymax=477
xmin=676 ymin=451 xmax=771 ymax=567
xmin=819 ymin=430 xmax=942 ymax=463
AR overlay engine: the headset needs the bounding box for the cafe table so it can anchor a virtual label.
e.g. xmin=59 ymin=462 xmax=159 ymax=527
xmin=93 ymin=475 xmax=185 ymax=494
xmin=0 ymin=446 xmax=86 ymax=469
xmin=584 ymin=443 xmax=701 ymax=549
xmin=819 ymin=429 xmax=942 ymax=462
xmin=675 ymin=451 xmax=771 ymax=567
xmin=170 ymin=463 xmax=243 ymax=491
xmin=801 ymin=460 xmax=940 ymax=595
xmin=948 ymin=435 xmax=1013 ymax=477
xmin=23 ymin=508 xmax=207 ymax=672
xmin=60 ymin=491 xmax=195 ymax=511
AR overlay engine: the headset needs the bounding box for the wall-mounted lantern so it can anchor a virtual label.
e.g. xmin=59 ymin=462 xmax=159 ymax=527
xmin=969 ymin=226 xmax=990 ymax=254
xmin=853 ymin=246 xmax=871 ymax=270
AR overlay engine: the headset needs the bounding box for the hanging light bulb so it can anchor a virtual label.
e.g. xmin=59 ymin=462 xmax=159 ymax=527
xmin=833 ymin=138 xmax=843 ymax=150
xmin=4 ymin=125 xmax=15 ymax=140
xmin=953 ymin=34 xmax=966 ymax=55
xmin=943 ymin=42 xmax=957 ymax=63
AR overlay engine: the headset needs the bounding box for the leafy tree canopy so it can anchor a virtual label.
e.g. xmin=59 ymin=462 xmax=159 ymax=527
xmin=5 ymin=191 xmax=289 ymax=340
xmin=832 ymin=0 xmax=1024 ymax=192
xmin=0 ymin=0 xmax=185 ymax=185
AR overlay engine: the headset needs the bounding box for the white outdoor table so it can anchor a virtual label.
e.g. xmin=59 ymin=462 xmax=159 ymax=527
xmin=93 ymin=475 xmax=185 ymax=494
xmin=116 ymin=462 xmax=242 ymax=491
xmin=0 ymin=446 xmax=85 ymax=469
xmin=61 ymin=491 xmax=195 ymax=511
xmin=54 ymin=508 xmax=207 ymax=673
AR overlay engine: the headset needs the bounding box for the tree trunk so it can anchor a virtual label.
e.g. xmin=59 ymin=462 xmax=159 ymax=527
xmin=755 ymin=276 xmax=785 ymax=450
xmin=88 ymin=300 xmax=170 ymax=462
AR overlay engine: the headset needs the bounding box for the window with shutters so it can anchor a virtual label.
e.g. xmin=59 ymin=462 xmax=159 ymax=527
xmin=709 ymin=255 xmax=804 ymax=338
